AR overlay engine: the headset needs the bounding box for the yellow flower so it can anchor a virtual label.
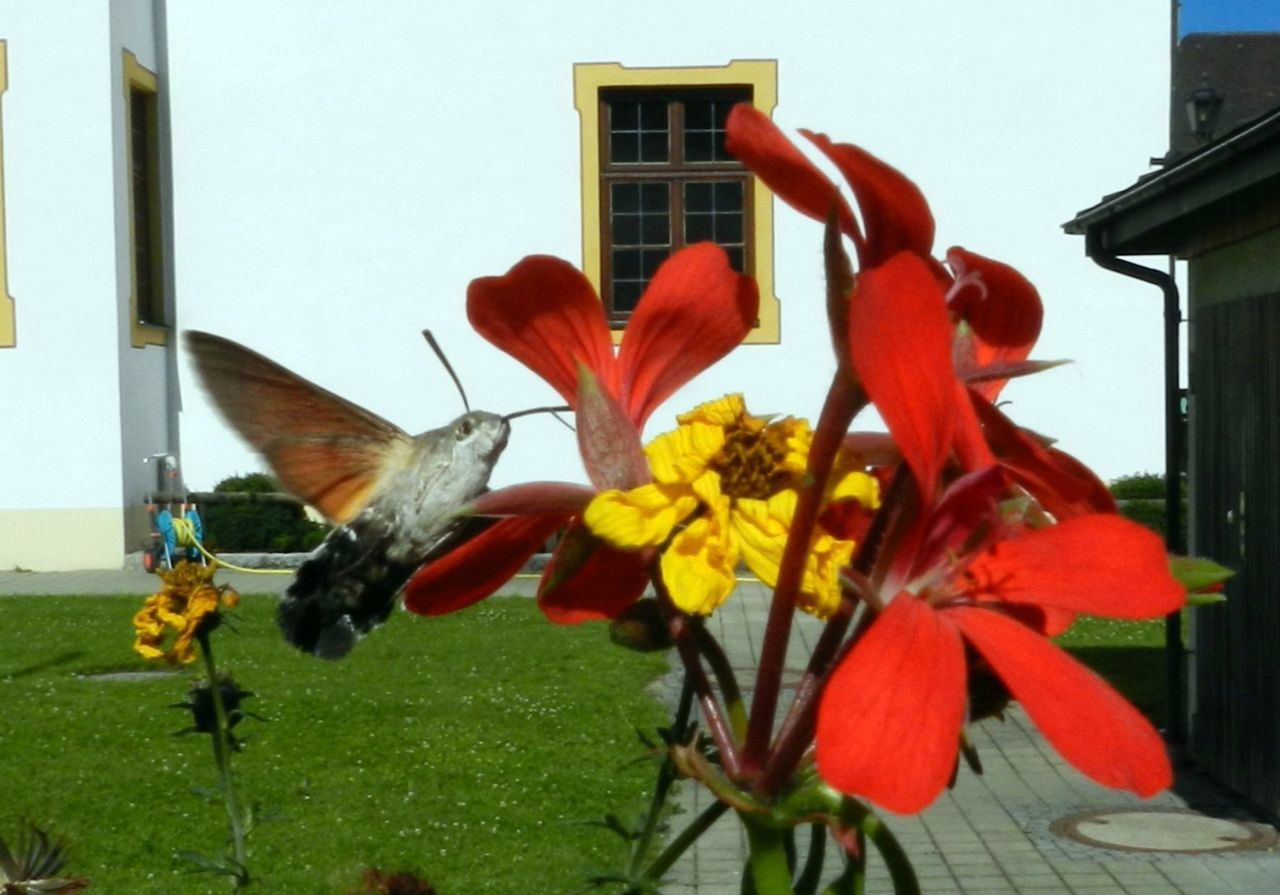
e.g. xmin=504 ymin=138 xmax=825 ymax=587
xmin=132 ymin=562 xmax=239 ymax=665
xmin=584 ymin=394 xmax=879 ymax=617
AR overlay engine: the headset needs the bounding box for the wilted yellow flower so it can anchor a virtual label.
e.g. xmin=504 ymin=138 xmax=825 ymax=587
xmin=585 ymin=395 xmax=879 ymax=616
xmin=132 ymin=561 xmax=239 ymax=664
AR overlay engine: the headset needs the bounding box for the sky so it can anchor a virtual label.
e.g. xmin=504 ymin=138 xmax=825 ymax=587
xmin=1179 ymin=0 xmax=1280 ymax=37
xmin=167 ymin=1 xmax=1180 ymax=493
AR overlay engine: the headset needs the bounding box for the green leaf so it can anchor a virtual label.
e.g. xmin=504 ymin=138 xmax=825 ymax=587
xmin=1168 ymin=555 xmax=1233 ymax=595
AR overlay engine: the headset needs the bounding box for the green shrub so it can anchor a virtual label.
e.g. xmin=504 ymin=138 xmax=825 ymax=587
xmin=1109 ymin=472 xmax=1186 ymax=539
xmin=1109 ymin=472 xmax=1167 ymax=500
xmin=200 ymin=473 xmax=328 ymax=552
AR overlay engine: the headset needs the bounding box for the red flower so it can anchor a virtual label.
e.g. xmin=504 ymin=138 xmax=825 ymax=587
xmin=726 ymin=106 xmax=1100 ymax=510
xmin=403 ymin=243 xmax=758 ymax=623
xmin=815 ymin=470 xmax=1184 ymax=814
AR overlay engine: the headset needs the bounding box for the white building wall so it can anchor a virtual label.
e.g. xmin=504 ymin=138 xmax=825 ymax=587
xmin=0 ymin=0 xmax=171 ymax=569
xmin=0 ymin=4 xmax=127 ymax=569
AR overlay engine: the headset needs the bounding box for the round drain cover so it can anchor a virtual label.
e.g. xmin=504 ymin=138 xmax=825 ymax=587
xmin=1052 ymin=809 xmax=1275 ymax=854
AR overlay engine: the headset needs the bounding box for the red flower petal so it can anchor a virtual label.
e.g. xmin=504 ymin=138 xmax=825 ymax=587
xmin=949 ymin=606 xmax=1171 ymax=797
xmin=467 ymin=255 xmax=618 ymax=406
xmin=538 ymin=531 xmax=650 ymax=624
xmin=848 ymin=253 xmax=958 ymax=499
xmin=470 ymin=482 xmax=595 ymax=517
xmin=967 ymin=515 xmax=1184 ymax=619
xmin=946 ymin=248 xmax=1042 ymax=401
xmin=616 ymin=243 xmax=759 ymax=428
xmin=403 ymin=515 xmax=566 ymax=616
xmin=971 ymin=395 xmax=1117 ymax=519
xmin=816 ymin=595 xmax=967 ymax=814
xmin=804 ymin=131 xmax=935 ymax=267
xmin=952 ymin=379 xmax=996 ymax=471
xmin=724 ymin=105 xmax=863 ymax=248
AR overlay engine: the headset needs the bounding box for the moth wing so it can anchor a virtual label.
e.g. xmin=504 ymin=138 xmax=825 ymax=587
xmin=185 ymin=330 xmax=414 ymax=524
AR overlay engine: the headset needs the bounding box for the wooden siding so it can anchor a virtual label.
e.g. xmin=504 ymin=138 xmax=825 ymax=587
xmin=1190 ymin=290 xmax=1280 ymax=818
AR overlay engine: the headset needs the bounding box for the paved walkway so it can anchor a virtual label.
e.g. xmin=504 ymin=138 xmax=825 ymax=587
xmin=3 ymin=569 xmax=1279 ymax=893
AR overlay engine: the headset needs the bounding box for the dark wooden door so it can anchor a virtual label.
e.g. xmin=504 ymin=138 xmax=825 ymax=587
xmin=1190 ymin=291 xmax=1280 ymax=818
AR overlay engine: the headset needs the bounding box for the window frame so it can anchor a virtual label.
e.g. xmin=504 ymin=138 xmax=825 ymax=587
xmin=123 ymin=50 xmax=169 ymax=348
xmin=575 ymin=61 xmax=779 ymax=344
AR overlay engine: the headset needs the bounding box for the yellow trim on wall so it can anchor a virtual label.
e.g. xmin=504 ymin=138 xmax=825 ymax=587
xmin=0 ymin=41 xmax=15 ymax=348
xmin=574 ymin=60 xmax=780 ymax=345
xmin=123 ymin=50 xmax=168 ymax=348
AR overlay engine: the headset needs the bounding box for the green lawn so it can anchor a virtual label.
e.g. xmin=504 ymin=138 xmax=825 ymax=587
xmin=1055 ymin=615 xmax=1167 ymax=727
xmin=0 ymin=593 xmax=668 ymax=894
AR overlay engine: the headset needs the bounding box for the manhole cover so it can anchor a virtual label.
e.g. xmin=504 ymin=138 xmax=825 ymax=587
xmin=1052 ymin=808 xmax=1276 ymax=854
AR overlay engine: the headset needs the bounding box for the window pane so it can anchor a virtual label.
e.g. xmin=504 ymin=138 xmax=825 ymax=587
xmin=640 ymin=182 xmax=669 ymax=212
xmin=715 ymin=180 xmax=743 ymax=212
xmin=683 ymin=98 xmax=736 ymax=162
xmin=684 ymin=130 xmax=714 ymax=163
xmin=640 ymin=130 xmax=668 ymax=162
xmin=613 ymin=279 xmax=643 ymax=315
xmin=642 ymin=249 xmax=668 ymax=279
xmin=685 ymin=212 xmax=713 ymax=243
xmin=642 ymin=212 xmax=670 ymax=244
xmin=613 ymin=248 xmax=641 ymax=280
xmin=612 ymin=182 xmax=639 ymax=214
xmin=685 ymin=181 xmax=712 ymax=213
xmin=718 ymin=212 xmax=743 ymax=244
xmin=609 ymin=98 xmax=669 ymax=165
xmin=611 ymin=131 xmax=639 ymax=164
xmin=725 ymin=246 xmax=745 ymax=273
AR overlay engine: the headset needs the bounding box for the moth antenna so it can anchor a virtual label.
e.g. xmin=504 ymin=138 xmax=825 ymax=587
xmin=503 ymin=404 xmax=572 ymax=422
xmin=503 ymin=405 xmax=576 ymax=433
xmin=422 ymin=329 xmax=470 ymax=412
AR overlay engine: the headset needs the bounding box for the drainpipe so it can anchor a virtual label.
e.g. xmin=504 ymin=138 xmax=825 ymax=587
xmin=1084 ymin=229 xmax=1185 ymax=747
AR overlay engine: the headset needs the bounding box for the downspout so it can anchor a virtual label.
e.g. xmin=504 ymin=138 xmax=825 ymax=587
xmin=1084 ymin=229 xmax=1185 ymax=747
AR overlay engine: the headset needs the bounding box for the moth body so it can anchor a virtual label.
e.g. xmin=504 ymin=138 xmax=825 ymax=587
xmin=279 ymin=412 xmax=508 ymax=658
xmin=184 ymin=330 xmax=510 ymax=659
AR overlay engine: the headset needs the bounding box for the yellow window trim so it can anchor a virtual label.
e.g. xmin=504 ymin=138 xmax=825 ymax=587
xmin=123 ymin=50 xmax=168 ymax=348
xmin=574 ymin=60 xmax=780 ymax=345
xmin=0 ymin=41 xmax=14 ymax=348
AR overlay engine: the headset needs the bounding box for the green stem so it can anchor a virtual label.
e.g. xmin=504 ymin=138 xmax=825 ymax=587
xmin=742 ymin=816 xmax=797 ymax=895
xmin=839 ymin=801 xmax=919 ymax=895
xmin=794 ymin=824 xmax=827 ymax=895
xmin=628 ymin=675 xmax=694 ymax=878
xmin=640 ymin=801 xmax=729 ymax=882
xmin=197 ymin=630 xmax=248 ymax=889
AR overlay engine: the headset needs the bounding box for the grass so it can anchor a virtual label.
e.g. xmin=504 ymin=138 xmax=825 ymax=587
xmin=1055 ymin=615 xmax=1167 ymax=727
xmin=0 ymin=592 xmax=669 ymax=894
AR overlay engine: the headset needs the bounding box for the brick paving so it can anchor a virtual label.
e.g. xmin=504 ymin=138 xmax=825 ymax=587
xmin=3 ymin=569 xmax=1279 ymax=893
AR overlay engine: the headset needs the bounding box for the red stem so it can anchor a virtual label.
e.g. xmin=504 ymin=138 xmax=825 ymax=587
xmin=758 ymin=464 xmax=915 ymax=792
xmin=657 ymin=575 xmax=743 ymax=779
xmin=742 ymin=373 xmax=863 ymax=778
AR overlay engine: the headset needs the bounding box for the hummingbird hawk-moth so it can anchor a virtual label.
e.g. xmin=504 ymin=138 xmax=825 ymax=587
xmin=185 ymin=330 xmax=511 ymax=659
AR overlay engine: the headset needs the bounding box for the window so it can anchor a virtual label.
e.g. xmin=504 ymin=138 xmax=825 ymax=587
xmin=124 ymin=51 xmax=168 ymax=347
xmin=0 ymin=40 xmax=13 ymax=348
xmin=575 ymin=61 xmax=779 ymax=343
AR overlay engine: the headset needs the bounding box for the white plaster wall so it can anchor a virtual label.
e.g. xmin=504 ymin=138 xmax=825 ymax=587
xmin=0 ymin=3 xmax=129 ymax=567
xmin=163 ymin=1 xmax=1170 ymax=495
xmin=0 ymin=4 xmax=124 ymax=507
xmin=110 ymin=0 xmax=175 ymax=549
